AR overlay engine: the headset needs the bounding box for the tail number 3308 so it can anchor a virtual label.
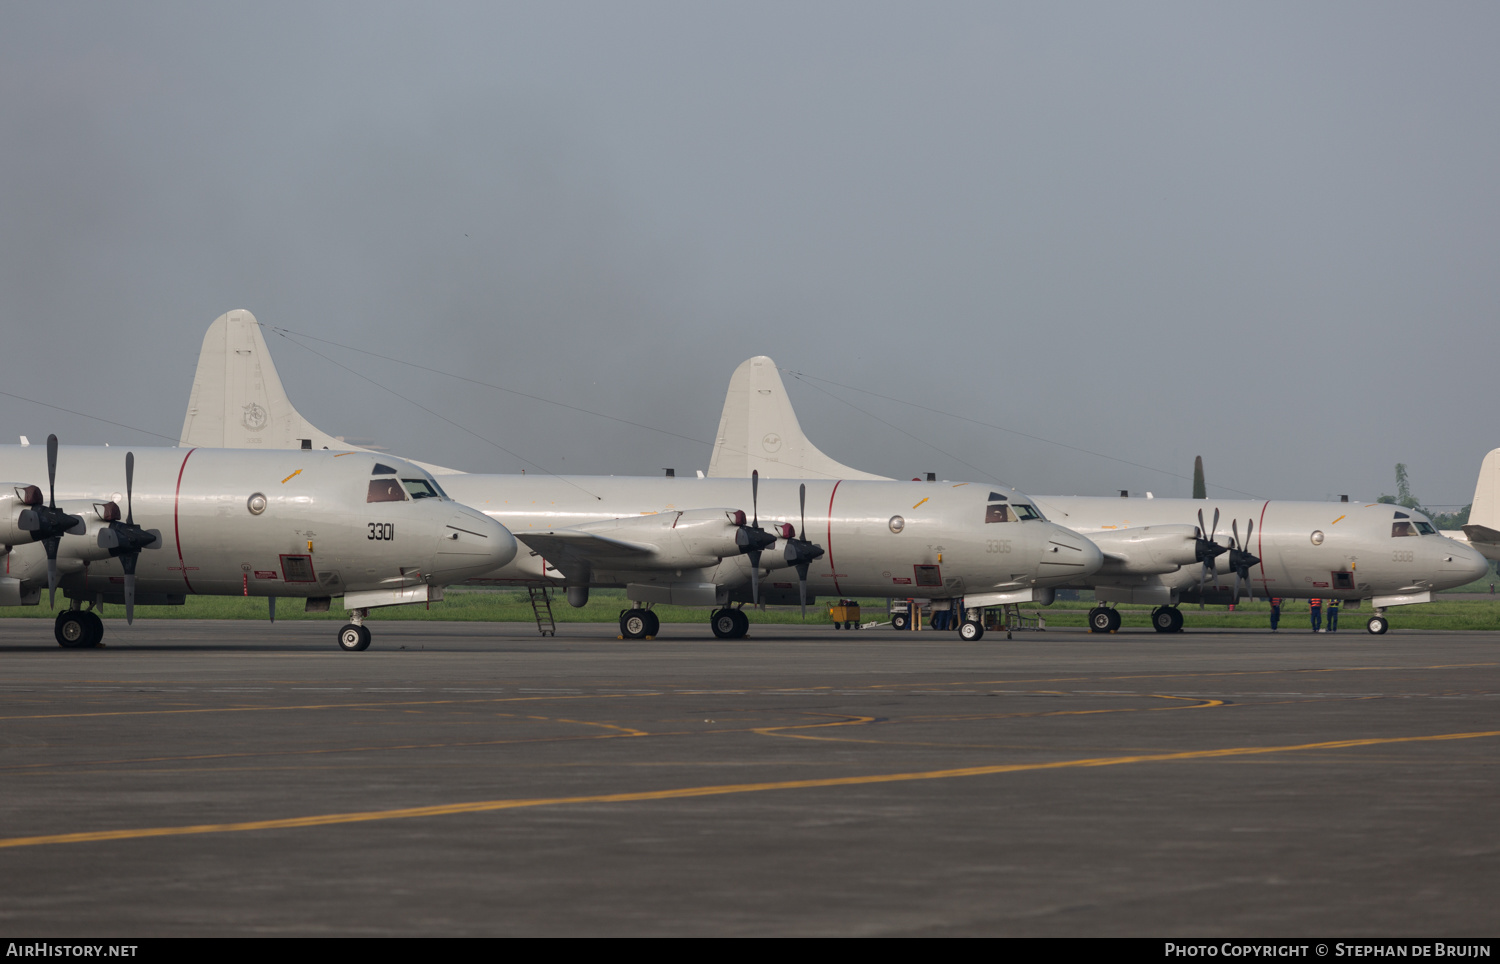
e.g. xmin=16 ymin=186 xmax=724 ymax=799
xmin=368 ymin=523 xmax=395 ymax=541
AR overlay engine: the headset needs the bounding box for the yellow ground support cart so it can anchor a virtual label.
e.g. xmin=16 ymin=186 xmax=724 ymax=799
xmin=829 ymin=600 xmax=862 ymax=630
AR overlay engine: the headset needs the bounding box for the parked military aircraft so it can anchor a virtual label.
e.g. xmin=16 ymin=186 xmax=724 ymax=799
xmin=178 ymin=311 xmax=1104 ymax=640
xmin=706 ymin=357 xmax=1491 ymax=635
xmin=2 ymin=436 xmax=516 ymax=650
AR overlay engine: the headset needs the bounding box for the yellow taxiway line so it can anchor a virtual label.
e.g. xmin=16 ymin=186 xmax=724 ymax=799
xmin=2 ymin=728 xmax=1496 ymax=851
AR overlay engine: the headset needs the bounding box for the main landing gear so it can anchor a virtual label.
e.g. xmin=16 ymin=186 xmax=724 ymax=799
xmin=1366 ymin=614 xmax=1389 ymax=635
xmin=619 ymin=607 xmax=661 ymax=640
xmin=710 ymin=608 xmax=749 ymax=639
xmin=55 ymin=608 xmax=103 ymax=648
xmin=1088 ymin=606 xmax=1122 ymax=634
xmin=1150 ymin=606 xmax=1184 ymax=634
xmin=338 ymin=608 xmax=372 ymax=651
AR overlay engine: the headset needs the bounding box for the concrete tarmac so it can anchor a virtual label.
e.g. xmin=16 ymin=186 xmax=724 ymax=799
xmin=1 ymin=617 xmax=1496 ymax=936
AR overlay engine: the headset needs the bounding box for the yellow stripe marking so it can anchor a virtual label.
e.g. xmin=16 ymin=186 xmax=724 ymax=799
xmin=912 ymin=497 xmax=929 ymax=509
xmin=4 ymin=729 xmax=1496 ymax=851
xmin=1331 ymin=514 xmax=1346 ymax=525
xmin=281 ymin=469 xmax=302 ymax=484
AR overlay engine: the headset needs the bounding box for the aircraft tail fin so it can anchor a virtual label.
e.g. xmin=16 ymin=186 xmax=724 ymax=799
xmin=1461 ymin=447 xmax=1500 ymax=556
xmin=706 ymin=356 xmax=888 ymax=480
xmin=179 ymin=310 xmax=351 ymax=451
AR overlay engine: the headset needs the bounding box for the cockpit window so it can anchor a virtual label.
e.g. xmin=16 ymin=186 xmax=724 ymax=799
xmin=402 ymin=478 xmax=441 ymax=500
xmin=367 ymin=478 xmax=407 ymax=503
xmin=1013 ymin=503 xmax=1043 ymax=521
xmin=372 ymin=463 xmax=398 ymax=475
xmin=987 ymin=492 xmax=1008 ymax=502
xmin=1392 ymin=521 xmax=1418 ymax=537
xmin=1415 ymin=521 xmax=1437 ymax=535
xmin=985 ymin=504 xmax=1012 ymax=523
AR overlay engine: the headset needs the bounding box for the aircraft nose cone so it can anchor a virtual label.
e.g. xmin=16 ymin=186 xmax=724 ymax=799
xmin=1459 ymin=542 xmax=1491 ymax=582
xmin=431 ymin=507 xmax=518 ymax=579
xmin=1040 ymin=525 xmax=1104 ymax=579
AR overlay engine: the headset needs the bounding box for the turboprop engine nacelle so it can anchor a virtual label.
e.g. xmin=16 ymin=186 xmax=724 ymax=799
xmin=1090 ymin=525 xmax=1203 ymax=576
xmin=1 ymin=485 xmax=85 ymax=546
xmin=574 ymin=508 xmax=750 ymax=569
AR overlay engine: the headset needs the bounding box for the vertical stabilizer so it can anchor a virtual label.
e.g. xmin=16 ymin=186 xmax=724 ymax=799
xmin=1467 ymin=448 xmax=1500 ymax=532
xmin=179 ymin=310 xmax=351 ymax=451
xmin=706 ymin=356 xmax=888 ymax=480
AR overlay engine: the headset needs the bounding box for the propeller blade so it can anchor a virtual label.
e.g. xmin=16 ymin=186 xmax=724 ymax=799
xmin=749 ymin=550 xmax=761 ymax=603
xmin=124 ymin=572 xmax=135 ymax=625
xmin=125 ymin=451 xmax=135 ymax=524
xmin=269 ymin=595 xmax=276 ymax=624
xmin=751 ymin=470 xmax=760 ymax=528
xmin=46 ymin=547 xmax=58 ymax=609
xmin=46 ymin=434 xmax=58 ymax=509
xmin=799 ymin=483 xmax=807 ymax=540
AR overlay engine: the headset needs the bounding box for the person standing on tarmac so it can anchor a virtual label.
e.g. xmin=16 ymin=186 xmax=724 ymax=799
xmin=1270 ymin=597 xmax=1283 ymax=631
xmin=1327 ymin=598 xmax=1340 ymax=633
xmin=1310 ymin=597 xmax=1323 ymax=633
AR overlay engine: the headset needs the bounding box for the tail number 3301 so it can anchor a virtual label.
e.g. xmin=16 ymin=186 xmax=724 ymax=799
xmin=368 ymin=523 xmax=395 ymax=541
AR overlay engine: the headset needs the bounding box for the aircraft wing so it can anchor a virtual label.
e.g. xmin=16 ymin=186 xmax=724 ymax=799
xmin=513 ymin=530 xmax=660 ymax=583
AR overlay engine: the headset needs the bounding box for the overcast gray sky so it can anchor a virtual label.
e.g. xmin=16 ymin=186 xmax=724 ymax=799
xmin=3 ymin=2 xmax=1496 ymax=508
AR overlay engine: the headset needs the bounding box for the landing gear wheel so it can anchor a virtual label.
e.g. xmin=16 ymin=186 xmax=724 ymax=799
xmin=1151 ymin=606 xmax=1183 ymax=634
xmin=892 ymin=612 xmax=911 ymax=631
xmin=710 ymin=609 xmax=738 ymax=639
xmin=642 ymin=610 xmax=660 ymax=637
xmin=337 ymin=624 xmax=372 ymax=651
xmin=1088 ymin=607 xmax=1121 ymax=634
xmin=730 ymin=610 xmax=749 ymax=638
xmin=620 ymin=608 xmax=652 ymax=640
xmin=82 ymin=610 xmax=104 ymax=647
xmin=959 ymin=620 xmax=984 ymax=641
xmin=1366 ymin=615 xmax=1389 ymax=635
xmin=55 ymin=611 xmax=91 ymax=648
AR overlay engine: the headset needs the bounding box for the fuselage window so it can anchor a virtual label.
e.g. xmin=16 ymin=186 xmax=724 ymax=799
xmin=402 ymin=479 xmax=441 ymax=500
xmin=368 ymin=478 xmax=408 ymax=503
xmin=986 ymin=504 xmax=1012 ymax=523
xmin=1013 ymin=503 xmax=1043 ymax=521
xmin=1391 ymin=521 xmax=1418 ymax=538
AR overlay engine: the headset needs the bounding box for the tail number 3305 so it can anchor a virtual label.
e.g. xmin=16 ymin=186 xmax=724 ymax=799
xmin=368 ymin=523 xmax=395 ymax=541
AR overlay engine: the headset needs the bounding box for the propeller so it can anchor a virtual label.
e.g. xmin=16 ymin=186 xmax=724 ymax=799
xmin=1227 ymin=518 xmax=1261 ymax=605
xmin=733 ymin=470 xmax=778 ymax=603
xmin=781 ymin=483 xmax=825 ymax=618
xmin=96 ymin=451 xmax=162 ymax=624
xmin=16 ymin=434 xmax=85 ymax=608
xmin=1194 ymin=507 xmax=1228 ymax=609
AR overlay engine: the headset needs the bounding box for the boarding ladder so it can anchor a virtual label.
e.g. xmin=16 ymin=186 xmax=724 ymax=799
xmin=528 ymin=586 xmax=557 ymax=637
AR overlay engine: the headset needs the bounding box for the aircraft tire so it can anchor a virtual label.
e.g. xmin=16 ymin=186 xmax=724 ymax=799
xmin=959 ymin=620 xmax=984 ymax=641
xmin=82 ymin=611 xmax=104 ymax=647
xmin=642 ymin=611 xmax=660 ymax=637
xmin=55 ymin=611 xmax=91 ymax=648
xmin=731 ymin=609 xmax=749 ymax=638
xmin=621 ymin=609 xmax=651 ymax=640
xmin=1152 ymin=607 xmax=1183 ymax=634
xmin=892 ymin=612 xmax=911 ymax=631
xmin=338 ymin=624 xmax=372 ymax=652
xmin=1366 ymin=615 xmax=1389 ymax=635
xmin=1088 ymin=607 xmax=1118 ymax=634
xmin=710 ymin=609 xmax=738 ymax=639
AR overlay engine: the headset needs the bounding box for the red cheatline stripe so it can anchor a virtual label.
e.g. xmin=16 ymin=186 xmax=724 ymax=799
xmin=826 ymin=480 xmax=843 ymax=595
xmin=173 ymin=448 xmax=197 ymax=593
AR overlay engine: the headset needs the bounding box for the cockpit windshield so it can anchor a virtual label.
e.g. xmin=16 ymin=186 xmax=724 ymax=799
xmin=368 ymin=478 xmax=406 ymax=503
xmin=1013 ymin=503 xmax=1044 ymax=521
xmin=402 ymin=478 xmax=442 ymax=500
